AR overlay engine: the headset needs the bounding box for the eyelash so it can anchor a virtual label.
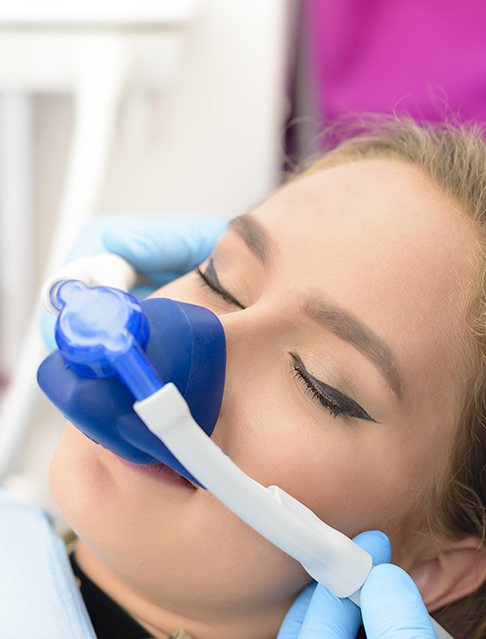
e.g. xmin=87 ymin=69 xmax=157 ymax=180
xmin=196 ymin=265 xmax=244 ymax=309
xmin=195 ymin=264 xmax=374 ymax=422
xmin=291 ymin=362 xmax=346 ymax=419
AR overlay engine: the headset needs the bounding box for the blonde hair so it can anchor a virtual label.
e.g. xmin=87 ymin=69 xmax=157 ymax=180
xmin=296 ymin=118 xmax=486 ymax=638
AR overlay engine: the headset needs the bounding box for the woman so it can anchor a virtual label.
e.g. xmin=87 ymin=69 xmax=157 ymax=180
xmin=49 ymin=119 xmax=486 ymax=638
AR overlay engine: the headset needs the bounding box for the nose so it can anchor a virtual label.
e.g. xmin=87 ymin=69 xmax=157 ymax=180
xmin=219 ymin=305 xmax=279 ymax=382
xmin=220 ymin=300 xmax=283 ymax=356
xmin=210 ymin=302 xmax=283 ymax=447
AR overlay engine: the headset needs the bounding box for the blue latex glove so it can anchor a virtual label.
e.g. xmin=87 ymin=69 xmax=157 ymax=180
xmin=277 ymin=530 xmax=436 ymax=639
xmin=41 ymin=214 xmax=228 ymax=351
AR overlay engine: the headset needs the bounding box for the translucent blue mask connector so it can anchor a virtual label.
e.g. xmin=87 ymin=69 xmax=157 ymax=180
xmin=50 ymin=279 xmax=163 ymax=399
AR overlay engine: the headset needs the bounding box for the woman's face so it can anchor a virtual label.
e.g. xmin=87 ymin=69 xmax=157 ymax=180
xmin=49 ymin=159 xmax=478 ymax=639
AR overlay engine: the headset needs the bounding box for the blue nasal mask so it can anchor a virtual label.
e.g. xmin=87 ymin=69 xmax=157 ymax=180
xmin=35 ymin=254 xmax=452 ymax=639
xmin=37 ymin=280 xmax=225 ymax=487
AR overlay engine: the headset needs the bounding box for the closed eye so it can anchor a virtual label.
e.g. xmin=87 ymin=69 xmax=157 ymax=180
xmin=290 ymin=352 xmax=377 ymax=423
xmin=195 ymin=259 xmax=246 ymax=309
xmin=196 ymin=261 xmax=376 ymax=423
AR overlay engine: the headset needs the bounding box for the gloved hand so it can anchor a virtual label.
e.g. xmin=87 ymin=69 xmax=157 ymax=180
xmin=277 ymin=530 xmax=436 ymax=639
xmin=41 ymin=214 xmax=228 ymax=351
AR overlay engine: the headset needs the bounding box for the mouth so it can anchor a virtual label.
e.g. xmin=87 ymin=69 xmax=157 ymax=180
xmin=115 ymin=456 xmax=198 ymax=490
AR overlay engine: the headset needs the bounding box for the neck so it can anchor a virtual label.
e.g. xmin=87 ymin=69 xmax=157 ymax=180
xmin=74 ymin=541 xmax=289 ymax=639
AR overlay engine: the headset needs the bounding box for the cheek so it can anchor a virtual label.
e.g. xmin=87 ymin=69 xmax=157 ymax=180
xmin=49 ymin=426 xmax=113 ymax=526
xmin=48 ymin=425 xmax=159 ymax=557
xmin=216 ymin=367 xmax=419 ymax=541
xmin=49 ymin=425 xmax=308 ymax=612
xmin=147 ymin=274 xmax=419 ymax=558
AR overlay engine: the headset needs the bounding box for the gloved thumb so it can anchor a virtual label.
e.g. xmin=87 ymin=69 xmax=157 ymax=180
xmin=361 ymin=563 xmax=436 ymax=638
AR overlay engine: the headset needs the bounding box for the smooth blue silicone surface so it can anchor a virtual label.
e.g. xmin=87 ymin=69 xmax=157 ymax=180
xmin=37 ymin=289 xmax=226 ymax=487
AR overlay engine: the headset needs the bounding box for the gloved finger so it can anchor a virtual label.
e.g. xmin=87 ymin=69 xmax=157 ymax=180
xmin=276 ymin=583 xmax=317 ymax=638
xmin=66 ymin=215 xmax=130 ymax=261
xmin=103 ymin=216 xmax=228 ymax=278
xmin=298 ymin=531 xmax=391 ymax=638
xmin=353 ymin=530 xmax=392 ymax=565
xmin=298 ymin=582 xmax=361 ymax=638
xmin=361 ymin=563 xmax=436 ymax=639
xmin=277 ymin=531 xmax=391 ymax=638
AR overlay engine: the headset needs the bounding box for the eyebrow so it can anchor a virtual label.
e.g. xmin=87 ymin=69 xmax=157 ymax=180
xmin=228 ymin=214 xmax=402 ymax=399
xmin=229 ymin=214 xmax=273 ymax=264
xmin=303 ymin=296 xmax=402 ymax=399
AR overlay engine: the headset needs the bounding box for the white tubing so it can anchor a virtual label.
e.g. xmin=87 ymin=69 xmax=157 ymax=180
xmin=135 ymin=383 xmax=454 ymax=638
xmin=135 ymin=382 xmax=372 ymax=599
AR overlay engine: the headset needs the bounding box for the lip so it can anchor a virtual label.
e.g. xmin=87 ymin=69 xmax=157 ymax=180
xmin=116 ymin=456 xmax=197 ymax=490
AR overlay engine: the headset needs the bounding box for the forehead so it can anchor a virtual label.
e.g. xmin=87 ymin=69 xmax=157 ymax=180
xmin=251 ymin=158 xmax=478 ymax=411
xmin=259 ymin=159 xmax=470 ymax=259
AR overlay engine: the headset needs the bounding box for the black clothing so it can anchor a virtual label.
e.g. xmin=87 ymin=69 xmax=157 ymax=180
xmin=69 ymin=552 xmax=153 ymax=639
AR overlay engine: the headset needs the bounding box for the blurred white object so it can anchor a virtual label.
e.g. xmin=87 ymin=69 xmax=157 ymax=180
xmin=0 ymin=96 xmax=34 ymax=376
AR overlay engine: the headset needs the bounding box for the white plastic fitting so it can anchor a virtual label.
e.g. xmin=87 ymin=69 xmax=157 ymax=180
xmin=42 ymin=253 xmax=137 ymax=314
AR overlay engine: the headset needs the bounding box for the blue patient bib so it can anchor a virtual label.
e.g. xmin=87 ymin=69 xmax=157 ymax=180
xmin=0 ymin=491 xmax=96 ymax=639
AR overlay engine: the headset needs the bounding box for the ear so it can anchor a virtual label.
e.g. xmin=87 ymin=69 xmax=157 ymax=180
xmin=408 ymin=536 xmax=486 ymax=611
